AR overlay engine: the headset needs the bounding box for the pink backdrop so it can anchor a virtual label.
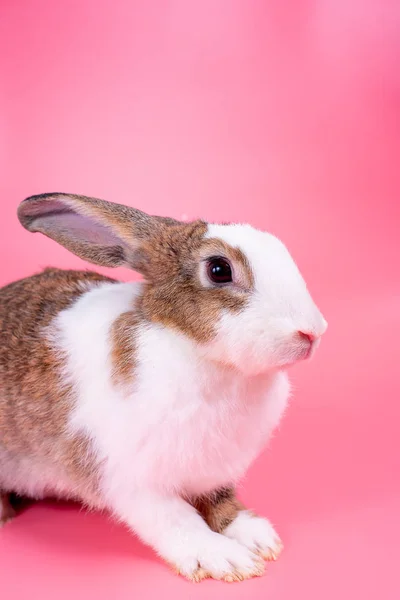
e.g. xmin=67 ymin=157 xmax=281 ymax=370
xmin=1 ymin=1 xmax=399 ymax=599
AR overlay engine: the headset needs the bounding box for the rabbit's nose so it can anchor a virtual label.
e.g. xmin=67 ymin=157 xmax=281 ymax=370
xmin=294 ymin=330 xmax=320 ymax=360
xmin=297 ymin=331 xmax=316 ymax=345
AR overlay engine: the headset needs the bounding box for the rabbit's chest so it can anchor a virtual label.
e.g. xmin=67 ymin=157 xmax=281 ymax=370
xmin=64 ymin=308 xmax=290 ymax=498
xmin=125 ymin=366 xmax=289 ymax=495
xmin=153 ymin=402 xmax=266 ymax=495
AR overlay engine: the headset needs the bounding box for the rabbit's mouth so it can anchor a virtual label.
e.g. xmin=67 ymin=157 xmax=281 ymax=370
xmin=281 ymin=334 xmax=321 ymax=367
xmin=296 ymin=338 xmax=320 ymax=362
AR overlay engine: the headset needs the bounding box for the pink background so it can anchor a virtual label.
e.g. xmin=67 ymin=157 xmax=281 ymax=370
xmin=1 ymin=1 xmax=399 ymax=598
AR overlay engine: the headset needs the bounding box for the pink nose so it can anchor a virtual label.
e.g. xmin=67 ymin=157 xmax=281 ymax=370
xmin=298 ymin=331 xmax=316 ymax=345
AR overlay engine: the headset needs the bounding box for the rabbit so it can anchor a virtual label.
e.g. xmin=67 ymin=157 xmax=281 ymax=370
xmin=0 ymin=193 xmax=327 ymax=582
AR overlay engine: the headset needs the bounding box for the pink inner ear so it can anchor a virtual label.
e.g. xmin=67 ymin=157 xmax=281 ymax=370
xmin=35 ymin=211 xmax=123 ymax=246
xmin=25 ymin=198 xmax=123 ymax=247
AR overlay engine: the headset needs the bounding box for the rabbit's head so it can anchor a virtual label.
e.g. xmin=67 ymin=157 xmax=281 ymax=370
xmin=18 ymin=193 xmax=327 ymax=376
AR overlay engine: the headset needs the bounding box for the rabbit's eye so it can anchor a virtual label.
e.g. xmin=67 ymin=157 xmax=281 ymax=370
xmin=207 ymin=257 xmax=233 ymax=284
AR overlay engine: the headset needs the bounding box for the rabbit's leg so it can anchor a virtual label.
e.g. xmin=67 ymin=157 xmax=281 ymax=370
xmin=192 ymin=486 xmax=245 ymax=532
xmin=193 ymin=487 xmax=283 ymax=561
xmin=114 ymin=490 xmax=265 ymax=582
xmin=0 ymin=493 xmax=16 ymax=526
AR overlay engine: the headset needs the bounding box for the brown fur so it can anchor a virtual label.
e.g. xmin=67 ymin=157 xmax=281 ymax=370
xmin=137 ymin=223 xmax=254 ymax=343
xmin=192 ymin=487 xmax=245 ymax=533
xmin=110 ymin=311 xmax=141 ymax=387
xmin=0 ymin=493 xmax=16 ymax=525
xmin=0 ymin=268 xmax=115 ymax=497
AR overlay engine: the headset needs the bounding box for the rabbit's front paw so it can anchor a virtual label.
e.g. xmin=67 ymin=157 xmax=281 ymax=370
xmin=167 ymin=530 xmax=265 ymax=583
xmin=224 ymin=511 xmax=283 ymax=561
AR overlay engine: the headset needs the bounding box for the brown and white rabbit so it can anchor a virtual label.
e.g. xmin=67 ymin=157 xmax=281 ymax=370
xmin=0 ymin=193 xmax=327 ymax=582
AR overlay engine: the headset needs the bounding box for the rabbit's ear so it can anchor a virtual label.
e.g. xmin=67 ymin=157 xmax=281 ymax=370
xmin=18 ymin=192 xmax=178 ymax=271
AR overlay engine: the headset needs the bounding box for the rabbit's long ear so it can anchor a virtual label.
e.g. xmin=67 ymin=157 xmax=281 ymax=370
xmin=18 ymin=193 xmax=179 ymax=271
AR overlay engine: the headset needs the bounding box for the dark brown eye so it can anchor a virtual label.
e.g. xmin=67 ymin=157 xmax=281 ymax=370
xmin=207 ymin=257 xmax=233 ymax=284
